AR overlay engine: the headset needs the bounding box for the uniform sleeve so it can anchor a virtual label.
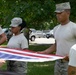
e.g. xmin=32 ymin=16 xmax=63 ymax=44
xmin=0 ymin=27 xmax=4 ymax=35
xmin=72 ymin=23 xmax=76 ymax=37
xmin=21 ymin=37 xmax=28 ymax=49
xmin=53 ymin=25 xmax=60 ymax=36
xmin=69 ymin=45 xmax=76 ymax=67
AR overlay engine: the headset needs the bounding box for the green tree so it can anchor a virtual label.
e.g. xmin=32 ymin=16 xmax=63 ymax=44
xmin=0 ymin=0 xmax=76 ymax=30
xmin=0 ymin=0 xmax=56 ymax=30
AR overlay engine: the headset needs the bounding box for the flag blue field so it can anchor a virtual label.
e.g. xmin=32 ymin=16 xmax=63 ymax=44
xmin=0 ymin=47 xmax=64 ymax=62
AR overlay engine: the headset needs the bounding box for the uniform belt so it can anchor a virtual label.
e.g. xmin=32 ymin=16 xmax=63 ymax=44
xmin=60 ymin=59 xmax=68 ymax=63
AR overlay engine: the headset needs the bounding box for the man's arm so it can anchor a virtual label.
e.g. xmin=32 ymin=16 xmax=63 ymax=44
xmin=68 ymin=45 xmax=76 ymax=75
xmin=68 ymin=66 xmax=76 ymax=75
xmin=38 ymin=43 xmax=56 ymax=54
xmin=0 ymin=33 xmax=7 ymax=45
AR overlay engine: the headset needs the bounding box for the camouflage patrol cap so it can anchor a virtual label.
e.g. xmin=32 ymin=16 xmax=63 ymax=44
xmin=55 ymin=2 xmax=71 ymax=13
xmin=10 ymin=17 xmax=22 ymax=27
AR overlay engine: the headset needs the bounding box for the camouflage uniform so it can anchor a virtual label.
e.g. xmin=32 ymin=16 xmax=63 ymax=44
xmin=54 ymin=60 xmax=68 ymax=75
xmin=7 ymin=61 xmax=27 ymax=75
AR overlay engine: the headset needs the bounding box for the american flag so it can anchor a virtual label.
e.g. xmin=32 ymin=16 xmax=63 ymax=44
xmin=0 ymin=47 xmax=64 ymax=62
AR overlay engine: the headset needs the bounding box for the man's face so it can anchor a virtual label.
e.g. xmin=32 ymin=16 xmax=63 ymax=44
xmin=55 ymin=10 xmax=70 ymax=24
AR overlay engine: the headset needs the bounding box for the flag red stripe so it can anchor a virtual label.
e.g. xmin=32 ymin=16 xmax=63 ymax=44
xmin=0 ymin=50 xmax=50 ymax=58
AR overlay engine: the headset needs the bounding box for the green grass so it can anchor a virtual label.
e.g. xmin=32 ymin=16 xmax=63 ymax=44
xmin=27 ymin=61 xmax=55 ymax=75
xmin=1 ymin=44 xmax=55 ymax=75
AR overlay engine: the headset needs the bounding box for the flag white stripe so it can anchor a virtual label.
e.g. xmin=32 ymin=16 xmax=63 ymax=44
xmin=0 ymin=47 xmax=64 ymax=62
xmin=0 ymin=48 xmax=63 ymax=58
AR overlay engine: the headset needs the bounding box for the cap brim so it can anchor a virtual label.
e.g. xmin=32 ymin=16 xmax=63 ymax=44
xmin=54 ymin=9 xmax=64 ymax=13
xmin=10 ymin=24 xmax=18 ymax=27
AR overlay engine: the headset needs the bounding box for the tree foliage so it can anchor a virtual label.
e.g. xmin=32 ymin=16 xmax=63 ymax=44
xmin=0 ymin=0 xmax=56 ymax=30
xmin=0 ymin=0 xmax=76 ymax=30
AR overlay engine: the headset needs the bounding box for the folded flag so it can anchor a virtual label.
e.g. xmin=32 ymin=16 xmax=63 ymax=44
xmin=0 ymin=47 xmax=64 ymax=62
